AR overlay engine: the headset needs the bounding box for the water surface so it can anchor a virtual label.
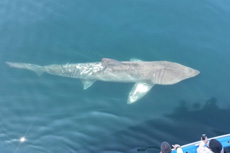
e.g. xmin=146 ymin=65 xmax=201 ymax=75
xmin=1 ymin=0 xmax=230 ymax=153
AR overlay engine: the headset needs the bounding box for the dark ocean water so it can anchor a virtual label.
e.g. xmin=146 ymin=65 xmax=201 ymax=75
xmin=1 ymin=0 xmax=230 ymax=153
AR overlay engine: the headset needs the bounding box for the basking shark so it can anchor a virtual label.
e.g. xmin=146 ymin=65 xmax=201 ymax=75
xmin=6 ymin=58 xmax=200 ymax=104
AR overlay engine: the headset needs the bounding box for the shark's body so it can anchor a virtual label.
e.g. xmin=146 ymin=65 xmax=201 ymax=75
xmin=6 ymin=58 xmax=200 ymax=104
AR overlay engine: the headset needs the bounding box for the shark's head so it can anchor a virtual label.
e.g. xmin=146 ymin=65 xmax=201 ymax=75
xmin=153 ymin=62 xmax=200 ymax=85
xmin=181 ymin=67 xmax=200 ymax=83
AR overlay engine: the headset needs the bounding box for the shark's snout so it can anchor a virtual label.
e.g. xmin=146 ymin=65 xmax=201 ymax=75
xmin=195 ymin=70 xmax=200 ymax=76
xmin=187 ymin=68 xmax=200 ymax=78
xmin=192 ymin=69 xmax=200 ymax=77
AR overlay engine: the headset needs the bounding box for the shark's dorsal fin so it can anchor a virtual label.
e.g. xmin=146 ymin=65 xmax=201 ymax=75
xmin=130 ymin=58 xmax=142 ymax=62
xmin=102 ymin=58 xmax=122 ymax=67
xmin=128 ymin=82 xmax=154 ymax=104
xmin=81 ymin=80 xmax=96 ymax=90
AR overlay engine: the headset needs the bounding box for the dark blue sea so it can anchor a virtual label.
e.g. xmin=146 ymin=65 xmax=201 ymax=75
xmin=1 ymin=0 xmax=230 ymax=153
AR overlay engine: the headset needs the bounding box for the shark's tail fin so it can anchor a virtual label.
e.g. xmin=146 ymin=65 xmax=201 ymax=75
xmin=6 ymin=62 xmax=44 ymax=76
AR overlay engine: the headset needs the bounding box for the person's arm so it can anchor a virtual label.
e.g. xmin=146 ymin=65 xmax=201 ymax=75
xmin=172 ymin=144 xmax=183 ymax=153
xmin=197 ymin=141 xmax=206 ymax=153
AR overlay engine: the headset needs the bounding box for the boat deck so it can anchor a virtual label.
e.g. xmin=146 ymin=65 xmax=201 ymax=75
xmin=172 ymin=134 xmax=230 ymax=153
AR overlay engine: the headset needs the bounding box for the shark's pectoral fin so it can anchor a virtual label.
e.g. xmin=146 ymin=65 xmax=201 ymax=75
xmin=81 ymin=80 xmax=96 ymax=90
xmin=128 ymin=82 xmax=154 ymax=104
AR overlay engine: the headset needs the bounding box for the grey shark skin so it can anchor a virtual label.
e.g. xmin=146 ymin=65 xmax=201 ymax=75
xmin=6 ymin=58 xmax=200 ymax=104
